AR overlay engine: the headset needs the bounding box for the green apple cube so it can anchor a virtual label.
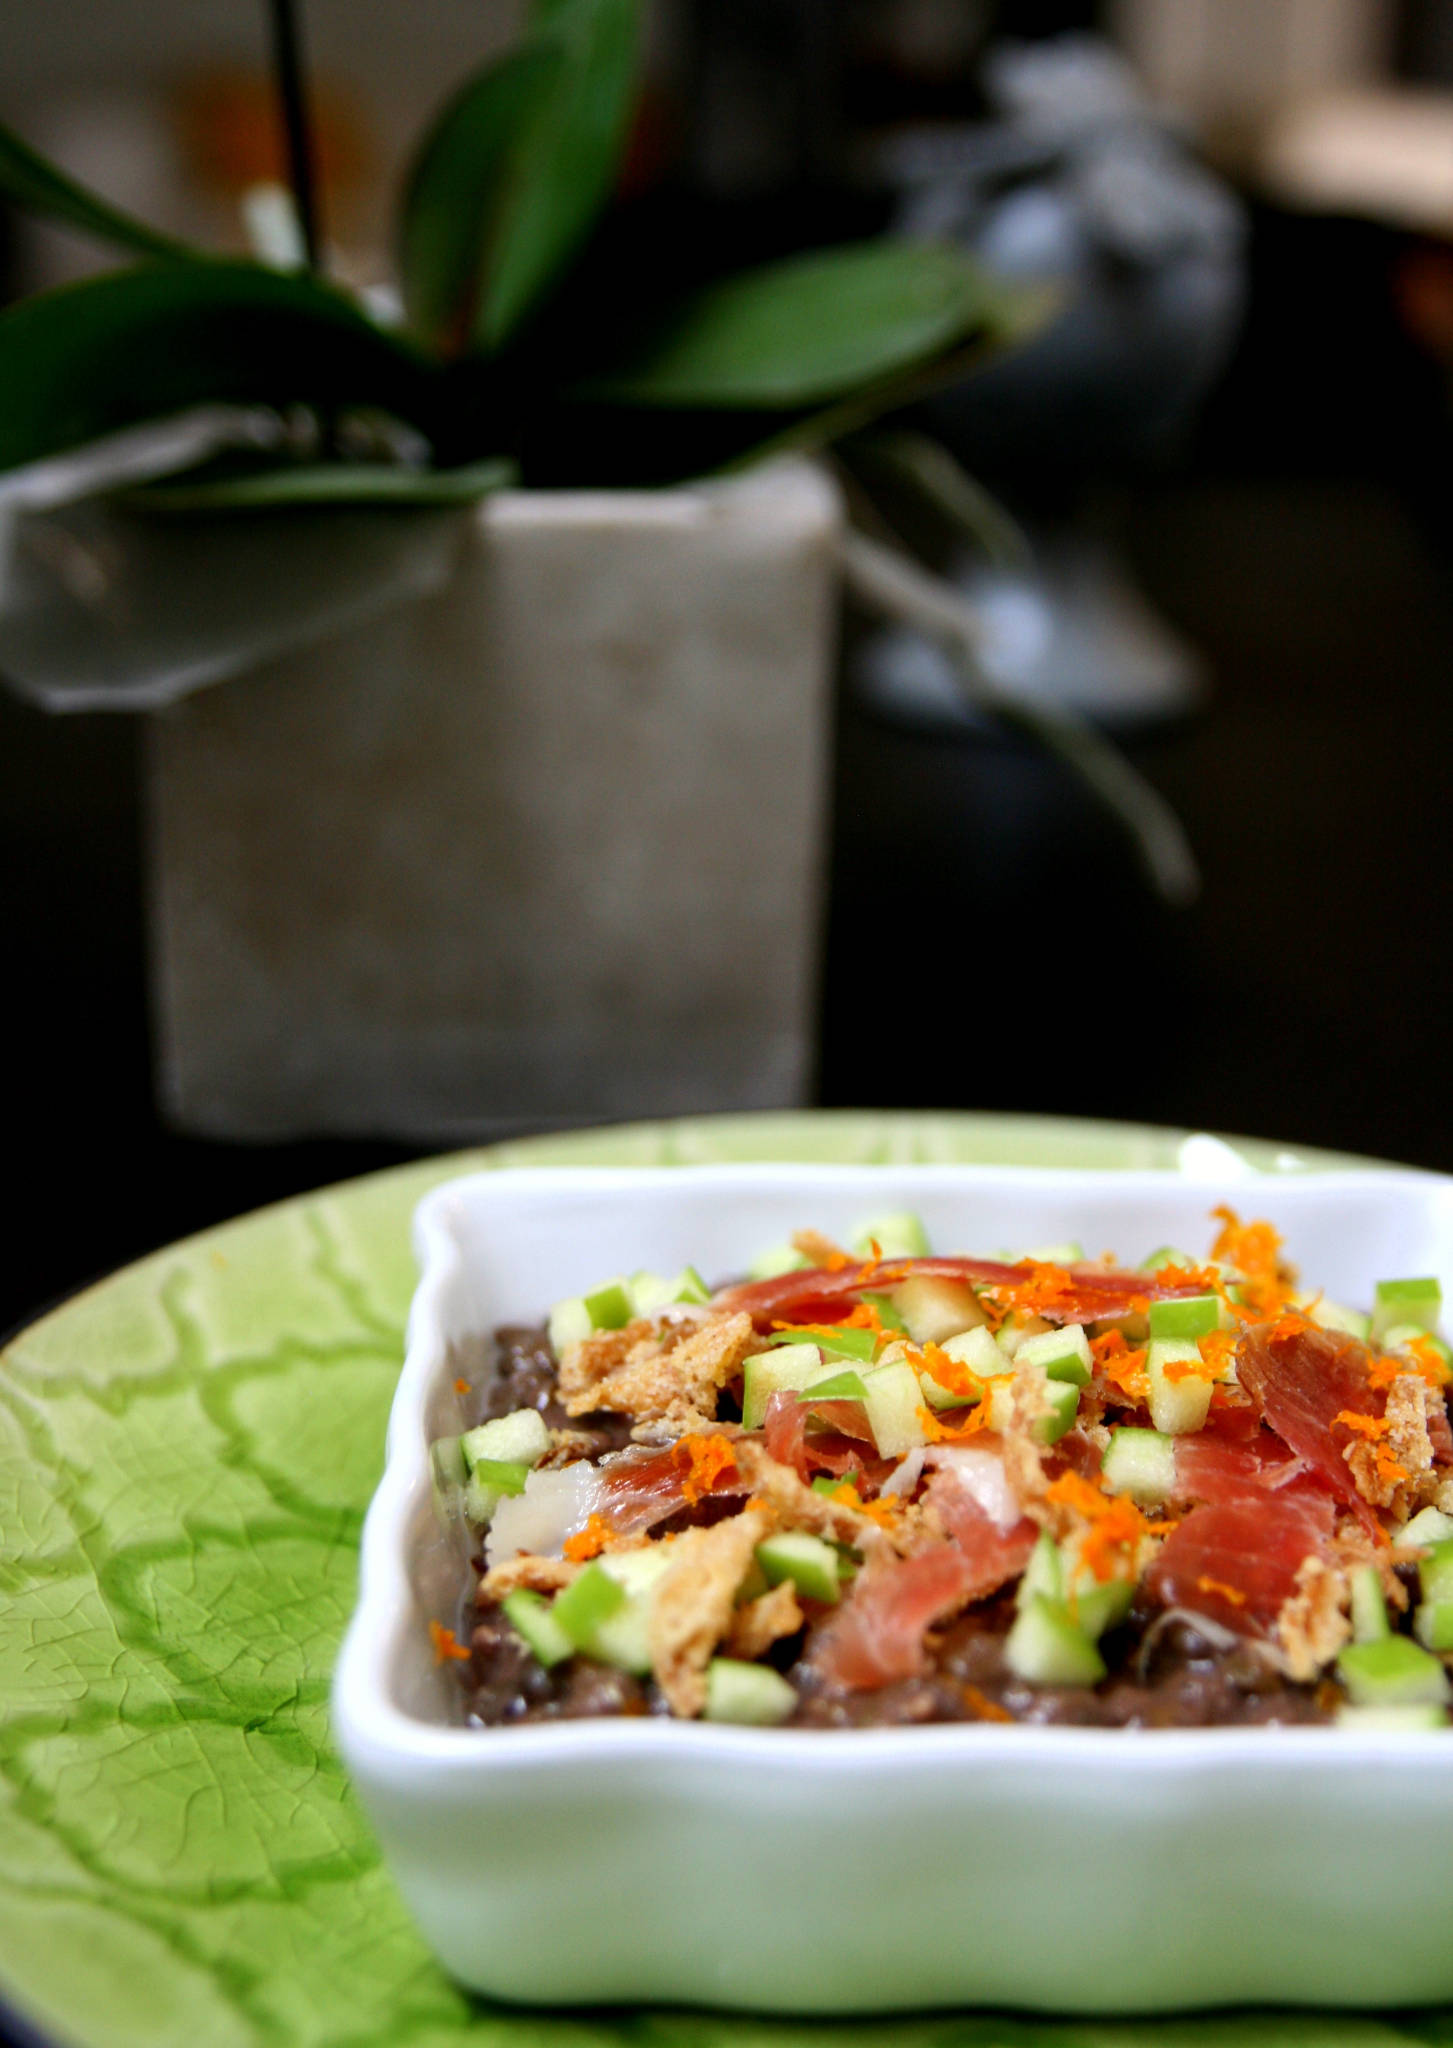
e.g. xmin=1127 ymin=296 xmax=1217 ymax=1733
xmin=502 ymin=1589 xmax=575 ymax=1669
xmin=1371 ymin=1277 xmax=1442 ymax=1346
xmin=755 ymin=1531 xmax=841 ymax=1605
xmin=1005 ymin=1595 xmax=1106 ymax=1686
xmin=1349 ymin=1564 xmax=1391 ymax=1644
xmin=1338 ymin=1635 xmax=1450 ymax=1708
xmin=1335 ymin=1702 xmax=1448 ymax=1731
xmin=704 ymin=1658 xmax=797 ymax=1725
xmin=989 ymin=1373 xmax=1078 ymax=1444
xmin=1016 ymin=1530 xmax=1063 ymax=1609
xmin=891 ymin=1275 xmax=984 ymax=1345
xmin=747 ymin=1241 xmax=811 ymax=1280
xmin=583 ymin=1278 xmax=634 ymax=1331
xmin=1414 ymin=1602 xmax=1453 ymax=1653
xmin=940 ymin=1326 xmax=1005 ymax=1374
xmin=740 ymin=1344 xmax=825 ymax=1429
xmin=461 ymin=1409 xmax=550 ymax=1471
xmin=802 ymin=1369 xmax=870 ymax=1405
xmin=861 ymin=1360 xmax=928 ymax=1456
xmin=1141 ymin=1246 xmax=1194 ymax=1275
xmin=548 ymin=1295 xmax=593 ymax=1354
xmin=1102 ymin=1426 xmax=1177 ymax=1506
xmin=861 ymin=1290 xmax=908 ymax=1333
xmin=1016 ymin=1324 xmax=1092 ymax=1386
xmin=996 ymin=1316 xmax=1052 ymax=1360
xmin=765 ymin=1324 xmax=877 ymax=1363
xmin=1146 ymin=1340 xmax=1213 ymax=1435
xmin=552 ymin=1562 xmax=627 ymax=1644
xmin=468 ymin=1458 xmax=530 ymax=1497
xmin=1147 ymin=1294 xmax=1222 ymax=1342
xmin=1419 ymin=1538 xmax=1453 ymax=1607
xmin=1303 ymin=1296 xmax=1372 ymax=1341
xmin=850 ymin=1211 xmax=931 ymax=1259
xmin=628 ymin=1267 xmax=708 ymax=1316
xmin=1021 ymin=1241 xmax=1085 ymax=1265
xmin=1401 ymin=1507 xmax=1453 ymax=1550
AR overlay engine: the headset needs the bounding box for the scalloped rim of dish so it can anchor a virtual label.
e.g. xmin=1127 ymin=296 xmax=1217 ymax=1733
xmin=335 ymin=1157 xmax=1453 ymax=1769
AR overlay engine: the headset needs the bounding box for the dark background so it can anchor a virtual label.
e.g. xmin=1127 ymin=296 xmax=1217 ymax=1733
xmin=4 ymin=0 xmax=1453 ymax=1338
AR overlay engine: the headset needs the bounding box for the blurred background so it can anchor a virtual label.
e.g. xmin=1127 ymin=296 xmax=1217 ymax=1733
xmin=4 ymin=0 xmax=1453 ymax=1332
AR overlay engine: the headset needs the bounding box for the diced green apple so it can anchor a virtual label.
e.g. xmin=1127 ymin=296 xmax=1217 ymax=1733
xmin=1338 ymin=1635 xmax=1450 ymax=1708
xmin=987 ymin=1373 xmax=1078 ymax=1444
xmin=1146 ymin=1339 xmax=1214 ymax=1435
xmin=1141 ymin=1245 xmax=1195 ymax=1275
xmin=891 ymin=1275 xmax=985 ymax=1345
xmin=1335 ymin=1702 xmax=1449 ymax=1731
xmin=1349 ymin=1565 xmax=1391 ymax=1644
xmin=704 ymin=1658 xmax=797 ymax=1724
xmin=1371 ymin=1277 xmax=1442 ymax=1346
xmin=1401 ymin=1507 xmax=1453 ymax=1550
xmin=583 ymin=1278 xmax=633 ymax=1331
xmin=851 ymin=1211 xmax=931 ymax=1259
xmin=747 ymin=1241 xmax=811 ymax=1281
xmin=1147 ymin=1294 xmax=1223 ymax=1342
xmin=860 ymin=1360 xmax=928 ymax=1456
xmin=1295 ymin=1294 xmax=1371 ymax=1342
xmin=1004 ymin=1595 xmax=1106 ymax=1686
xmin=547 ymin=1295 xmax=593 ymax=1354
xmin=1016 ymin=1324 xmax=1092 ymax=1386
xmin=766 ymin=1324 xmax=878 ymax=1363
xmin=1418 ymin=1538 xmax=1453 ymax=1608
xmin=1414 ymin=1602 xmax=1453 ymax=1652
xmin=802 ymin=1369 xmax=870 ymax=1405
xmin=461 ymin=1409 xmax=550 ymax=1470
xmin=740 ymin=1343 xmax=825 ymax=1429
xmin=502 ymin=1589 xmax=575 ymax=1669
xmin=995 ymin=1315 xmax=1052 ymax=1360
xmin=1016 ymin=1530 xmax=1063 ymax=1608
xmin=755 ymin=1531 xmax=842 ymax=1605
xmin=1102 ymin=1426 xmax=1177 ymax=1507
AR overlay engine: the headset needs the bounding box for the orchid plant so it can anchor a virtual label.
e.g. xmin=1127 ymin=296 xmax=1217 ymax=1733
xmin=0 ymin=0 xmax=1195 ymax=899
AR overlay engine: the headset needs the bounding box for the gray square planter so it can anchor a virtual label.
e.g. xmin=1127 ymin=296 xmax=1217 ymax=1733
xmin=145 ymin=457 xmax=843 ymax=1139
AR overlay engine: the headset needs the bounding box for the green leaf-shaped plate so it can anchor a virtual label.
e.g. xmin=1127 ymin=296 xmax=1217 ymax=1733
xmin=0 ymin=1110 xmax=1441 ymax=2048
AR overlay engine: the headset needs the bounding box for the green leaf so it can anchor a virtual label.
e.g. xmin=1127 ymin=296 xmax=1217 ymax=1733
xmin=0 ymin=115 xmax=194 ymax=261
xmin=128 ymin=454 xmax=516 ymax=511
xmin=473 ymin=0 xmax=641 ymax=351
xmin=397 ymin=42 xmax=567 ymax=351
xmin=579 ymin=241 xmax=1008 ymax=409
xmin=0 ymin=262 xmax=439 ymax=476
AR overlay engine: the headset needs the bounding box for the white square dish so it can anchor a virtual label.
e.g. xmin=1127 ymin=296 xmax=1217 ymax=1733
xmin=332 ymin=1161 xmax=1453 ymax=2014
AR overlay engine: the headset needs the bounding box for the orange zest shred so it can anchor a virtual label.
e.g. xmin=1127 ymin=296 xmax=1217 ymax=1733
xmin=1335 ymin=1410 xmax=1391 ymax=1440
xmin=453 ymin=1377 xmax=470 ymax=1396
xmin=917 ymin=1401 xmax=993 ymax=1444
xmin=1367 ymin=1339 xmax=1452 ymax=1392
xmin=918 ymin=1339 xmax=991 ymax=1403
xmin=1210 ymin=1207 xmax=1294 ymax=1319
xmin=671 ymin=1432 xmax=739 ymax=1504
xmin=563 ymin=1512 xmax=617 ymax=1562
xmin=826 ymin=1481 xmax=902 ymax=1530
xmin=429 ymin=1620 xmax=471 ymax=1663
xmin=1194 ymin=1575 xmax=1247 ymax=1608
xmin=824 ymin=1252 xmax=851 ymax=1272
xmin=1092 ymin=1328 xmax=1150 ymax=1402
xmin=961 ymin=1683 xmax=1013 ymax=1722
xmin=1043 ymin=1468 xmax=1171 ymax=1581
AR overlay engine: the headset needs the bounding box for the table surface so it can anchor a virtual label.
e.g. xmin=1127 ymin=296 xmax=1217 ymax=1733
xmin=1 ymin=1108 xmax=1447 ymax=2048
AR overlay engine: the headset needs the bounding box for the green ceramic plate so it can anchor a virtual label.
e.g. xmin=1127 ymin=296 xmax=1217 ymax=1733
xmin=1 ymin=1111 xmax=1446 ymax=2048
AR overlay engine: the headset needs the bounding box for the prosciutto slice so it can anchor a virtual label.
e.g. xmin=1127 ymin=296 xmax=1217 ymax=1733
xmin=596 ymin=1439 xmax=746 ymax=1534
xmin=811 ymin=1495 xmax=1034 ymax=1690
xmin=1236 ymin=1323 xmax=1379 ymax=1508
xmin=763 ymin=1392 xmax=869 ymax=1482
xmin=717 ymin=1257 xmax=1212 ymax=1334
xmin=1144 ymin=1497 xmax=1331 ymax=1636
xmin=1175 ymin=1428 xmax=1333 ymax=1515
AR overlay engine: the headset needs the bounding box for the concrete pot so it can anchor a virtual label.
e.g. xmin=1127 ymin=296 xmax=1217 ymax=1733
xmin=145 ymin=457 xmax=843 ymax=1139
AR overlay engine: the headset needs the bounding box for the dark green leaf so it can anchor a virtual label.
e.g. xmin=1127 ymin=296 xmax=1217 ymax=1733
xmin=0 ymin=262 xmax=440 ymax=476
xmin=474 ymin=0 xmax=640 ymax=351
xmin=128 ymin=455 xmax=515 ymax=510
xmin=0 ymin=115 xmax=193 ymax=261
xmin=579 ymin=241 xmax=1010 ymax=409
xmin=397 ymin=43 xmax=567 ymax=351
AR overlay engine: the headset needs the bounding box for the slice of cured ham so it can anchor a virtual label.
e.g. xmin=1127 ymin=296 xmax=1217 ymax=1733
xmin=1144 ymin=1497 xmax=1331 ymax=1635
xmin=717 ymin=1257 xmax=1213 ymax=1333
xmin=1175 ymin=1428 xmax=1333 ymax=1515
xmin=811 ymin=1495 xmax=1034 ymax=1690
xmin=763 ymin=1391 xmax=869 ymax=1482
xmin=1236 ymin=1323 xmax=1380 ymax=1508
